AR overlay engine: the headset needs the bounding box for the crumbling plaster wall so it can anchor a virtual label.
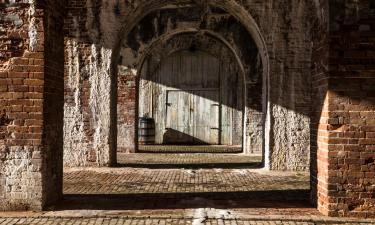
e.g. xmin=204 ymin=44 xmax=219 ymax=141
xmin=64 ymin=0 xmax=319 ymax=170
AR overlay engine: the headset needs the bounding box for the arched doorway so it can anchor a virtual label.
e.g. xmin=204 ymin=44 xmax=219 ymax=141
xmin=138 ymin=49 xmax=244 ymax=149
xmin=115 ymin=4 xmax=265 ymax=156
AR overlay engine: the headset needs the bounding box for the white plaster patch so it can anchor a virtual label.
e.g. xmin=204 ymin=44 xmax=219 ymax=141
xmin=270 ymin=105 xmax=310 ymax=171
xmin=64 ymin=40 xmax=90 ymax=167
xmin=1 ymin=146 xmax=41 ymax=210
xmin=64 ymin=38 xmax=113 ymax=167
xmin=89 ymin=45 xmax=112 ymax=166
xmin=28 ymin=0 xmax=37 ymax=51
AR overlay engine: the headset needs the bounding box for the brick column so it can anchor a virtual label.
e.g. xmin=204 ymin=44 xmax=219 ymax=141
xmin=0 ymin=0 xmax=65 ymax=210
xmin=316 ymin=0 xmax=375 ymax=218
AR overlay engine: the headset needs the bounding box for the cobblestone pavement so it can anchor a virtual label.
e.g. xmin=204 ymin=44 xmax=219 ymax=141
xmin=117 ymin=153 xmax=262 ymax=168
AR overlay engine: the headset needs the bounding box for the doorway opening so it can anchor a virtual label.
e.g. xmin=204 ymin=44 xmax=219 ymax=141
xmin=137 ymin=49 xmax=244 ymax=154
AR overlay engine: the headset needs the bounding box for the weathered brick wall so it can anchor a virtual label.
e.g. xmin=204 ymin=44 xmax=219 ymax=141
xmin=310 ymin=0 xmax=329 ymax=214
xmin=0 ymin=0 xmax=65 ymax=211
xmin=316 ymin=0 xmax=375 ymax=218
xmin=0 ymin=0 xmax=45 ymax=211
xmin=63 ymin=0 xmax=116 ymax=166
xmin=117 ymin=65 xmax=136 ymax=153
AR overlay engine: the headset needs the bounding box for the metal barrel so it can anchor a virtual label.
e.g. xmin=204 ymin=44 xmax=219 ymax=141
xmin=138 ymin=117 xmax=155 ymax=145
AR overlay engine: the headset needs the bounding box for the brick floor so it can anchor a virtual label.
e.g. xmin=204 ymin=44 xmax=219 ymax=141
xmin=1 ymin=166 xmax=375 ymax=224
xmin=117 ymin=153 xmax=262 ymax=168
xmin=63 ymin=168 xmax=308 ymax=194
xmin=0 ymin=216 xmax=374 ymax=224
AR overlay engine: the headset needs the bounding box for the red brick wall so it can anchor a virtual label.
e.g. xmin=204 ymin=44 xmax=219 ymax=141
xmin=0 ymin=0 xmax=65 ymax=210
xmin=310 ymin=0 xmax=329 ymax=211
xmin=117 ymin=69 xmax=136 ymax=153
xmin=0 ymin=1 xmax=46 ymax=210
xmin=316 ymin=0 xmax=375 ymax=217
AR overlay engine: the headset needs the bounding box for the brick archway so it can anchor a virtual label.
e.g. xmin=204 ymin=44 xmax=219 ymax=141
xmin=1 ymin=0 xmax=374 ymax=218
xmin=135 ymin=31 xmax=248 ymax=153
xmin=110 ymin=0 xmax=271 ymax=163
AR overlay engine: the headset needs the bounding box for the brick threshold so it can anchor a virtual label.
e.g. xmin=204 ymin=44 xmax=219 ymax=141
xmin=0 ymin=214 xmax=374 ymax=224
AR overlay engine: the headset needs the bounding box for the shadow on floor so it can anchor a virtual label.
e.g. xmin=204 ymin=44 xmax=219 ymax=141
xmin=56 ymin=190 xmax=312 ymax=211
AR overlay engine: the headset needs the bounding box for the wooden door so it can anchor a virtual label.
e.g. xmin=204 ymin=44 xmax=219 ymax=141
xmin=165 ymin=91 xmax=192 ymax=144
xmin=192 ymin=90 xmax=220 ymax=144
xmin=165 ymin=90 xmax=220 ymax=144
xmin=140 ymin=50 xmax=243 ymax=146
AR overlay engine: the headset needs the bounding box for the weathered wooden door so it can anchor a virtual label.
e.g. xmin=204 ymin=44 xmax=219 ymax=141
xmin=165 ymin=90 xmax=220 ymax=144
xmin=165 ymin=91 xmax=192 ymax=143
xmin=192 ymin=90 xmax=220 ymax=144
xmin=140 ymin=50 xmax=243 ymax=145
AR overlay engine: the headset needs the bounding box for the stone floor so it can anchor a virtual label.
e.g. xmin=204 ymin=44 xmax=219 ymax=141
xmin=117 ymin=153 xmax=262 ymax=168
xmin=1 ymin=154 xmax=374 ymax=224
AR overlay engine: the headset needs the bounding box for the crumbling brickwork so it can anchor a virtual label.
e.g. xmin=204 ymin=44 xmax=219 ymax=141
xmin=0 ymin=0 xmax=65 ymax=211
xmin=0 ymin=0 xmax=45 ymax=211
xmin=315 ymin=0 xmax=375 ymax=218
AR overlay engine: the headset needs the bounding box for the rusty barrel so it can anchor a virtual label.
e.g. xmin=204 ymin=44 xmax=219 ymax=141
xmin=138 ymin=117 xmax=155 ymax=145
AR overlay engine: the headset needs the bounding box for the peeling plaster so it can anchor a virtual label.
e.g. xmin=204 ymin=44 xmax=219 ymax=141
xmin=88 ymin=45 xmax=112 ymax=166
xmin=63 ymin=40 xmax=89 ymax=167
xmin=28 ymin=0 xmax=38 ymax=52
xmin=0 ymin=146 xmax=41 ymax=210
xmin=64 ymin=38 xmax=113 ymax=167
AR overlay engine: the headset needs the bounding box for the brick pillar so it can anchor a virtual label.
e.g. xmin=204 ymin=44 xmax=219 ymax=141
xmin=316 ymin=0 xmax=375 ymax=218
xmin=0 ymin=0 xmax=65 ymax=210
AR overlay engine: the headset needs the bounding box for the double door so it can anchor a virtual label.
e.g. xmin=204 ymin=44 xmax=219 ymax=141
xmin=165 ymin=90 xmax=220 ymax=144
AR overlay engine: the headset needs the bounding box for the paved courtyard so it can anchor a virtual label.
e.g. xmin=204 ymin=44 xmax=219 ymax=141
xmin=63 ymin=167 xmax=308 ymax=195
xmin=1 ymin=154 xmax=374 ymax=224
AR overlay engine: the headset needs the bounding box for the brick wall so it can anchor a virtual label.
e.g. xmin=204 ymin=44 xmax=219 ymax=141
xmin=315 ymin=0 xmax=375 ymax=218
xmin=310 ymin=0 xmax=329 ymax=213
xmin=0 ymin=0 xmax=65 ymax=210
xmin=0 ymin=0 xmax=45 ymax=210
